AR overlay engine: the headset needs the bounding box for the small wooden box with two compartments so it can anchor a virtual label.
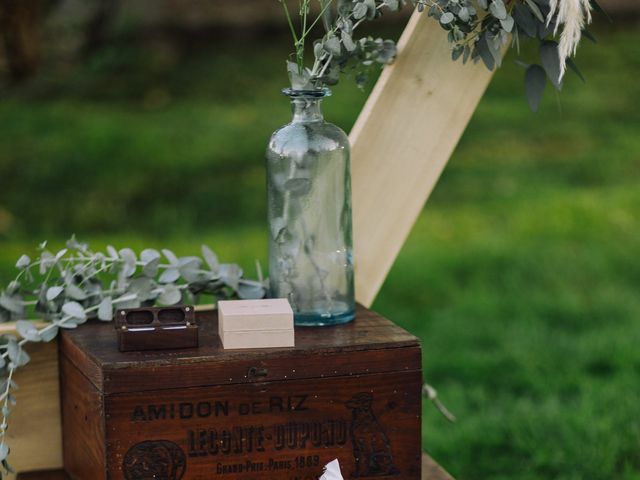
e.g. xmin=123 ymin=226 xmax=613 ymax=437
xmin=59 ymin=306 xmax=422 ymax=479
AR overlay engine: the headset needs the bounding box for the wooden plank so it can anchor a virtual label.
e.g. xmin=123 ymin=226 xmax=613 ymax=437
xmin=350 ymin=10 xmax=496 ymax=307
xmin=17 ymin=453 xmax=454 ymax=479
xmin=6 ymin=342 xmax=63 ymax=480
xmin=423 ymin=452 xmax=455 ymax=480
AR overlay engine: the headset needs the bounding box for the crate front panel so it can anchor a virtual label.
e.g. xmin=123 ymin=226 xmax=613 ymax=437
xmin=105 ymin=371 xmax=421 ymax=480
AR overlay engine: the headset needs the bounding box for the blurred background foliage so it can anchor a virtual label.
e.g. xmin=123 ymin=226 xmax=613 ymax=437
xmin=0 ymin=1 xmax=639 ymax=479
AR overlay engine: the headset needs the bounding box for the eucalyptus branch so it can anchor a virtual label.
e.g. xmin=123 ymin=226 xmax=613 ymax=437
xmin=302 ymin=0 xmax=335 ymax=37
xmin=0 ymin=237 xmax=266 ymax=473
xmin=278 ymin=0 xmax=597 ymax=109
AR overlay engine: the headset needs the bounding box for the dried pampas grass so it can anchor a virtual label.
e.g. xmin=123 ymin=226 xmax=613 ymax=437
xmin=547 ymin=0 xmax=593 ymax=80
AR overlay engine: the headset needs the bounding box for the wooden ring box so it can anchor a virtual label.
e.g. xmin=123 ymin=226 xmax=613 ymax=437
xmin=114 ymin=305 xmax=198 ymax=352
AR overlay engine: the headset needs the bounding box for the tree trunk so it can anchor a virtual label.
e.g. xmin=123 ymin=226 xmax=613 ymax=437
xmin=0 ymin=0 xmax=44 ymax=82
xmin=81 ymin=0 xmax=121 ymax=58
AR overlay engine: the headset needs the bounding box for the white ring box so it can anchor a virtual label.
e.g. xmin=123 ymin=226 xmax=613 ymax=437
xmin=217 ymin=298 xmax=295 ymax=349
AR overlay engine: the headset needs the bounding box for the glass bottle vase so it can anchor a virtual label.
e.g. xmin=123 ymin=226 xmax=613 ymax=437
xmin=266 ymin=88 xmax=355 ymax=326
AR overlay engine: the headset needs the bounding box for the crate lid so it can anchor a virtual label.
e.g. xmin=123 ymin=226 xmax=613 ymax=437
xmin=60 ymin=305 xmax=421 ymax=395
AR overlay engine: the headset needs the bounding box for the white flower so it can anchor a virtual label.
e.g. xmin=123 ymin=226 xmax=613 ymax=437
xmin=547 ymin=0 xmax=593 ymax=80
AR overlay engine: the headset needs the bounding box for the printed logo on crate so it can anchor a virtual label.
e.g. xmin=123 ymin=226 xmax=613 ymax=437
xmin=120 ymin=392 xmax=402 ymax=479
xmin=123 ymin=440 xmax=187 ymax=480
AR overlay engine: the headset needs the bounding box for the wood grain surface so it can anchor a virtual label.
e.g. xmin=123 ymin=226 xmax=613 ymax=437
xmin=350 ymin=9 xmax=496 ymax=307
xmin=60 ymin=306 xmax=421 ymax=395
xmin=6 ymin=342 xmax=63 ymax=478
xmin=60 ymin=307 xmax=423 ymax=479
xmin=16 ymin=453 xmax=454 ymax=479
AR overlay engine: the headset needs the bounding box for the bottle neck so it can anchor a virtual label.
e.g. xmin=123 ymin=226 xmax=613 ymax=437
xmin=290 ymin=97 xmax=324 ymax=123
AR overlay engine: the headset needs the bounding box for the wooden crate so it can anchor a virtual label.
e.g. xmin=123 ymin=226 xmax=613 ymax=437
xmin=60 ymin=306 xmax=422 ymax=479
xmin=17 ymin=454 xmax=455 ymax=480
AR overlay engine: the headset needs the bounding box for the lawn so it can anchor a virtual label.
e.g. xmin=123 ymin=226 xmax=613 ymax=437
xmin=1 ymin=19 xmax=639 ymax=480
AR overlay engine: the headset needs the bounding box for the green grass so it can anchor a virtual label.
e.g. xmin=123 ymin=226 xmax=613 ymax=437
xmin=1 ymin=21 xmax=639 ymax=480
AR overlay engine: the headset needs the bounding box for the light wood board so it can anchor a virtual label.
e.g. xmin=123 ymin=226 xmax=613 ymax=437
xmin=6 ymin=342 xmax=63 ymax=479
xmin=350 ymin=10 xmax=496 ymax=307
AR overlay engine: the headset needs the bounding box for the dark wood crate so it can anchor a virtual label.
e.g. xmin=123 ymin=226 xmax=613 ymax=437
xmin=17 ymin=455 xmax=454 ymax=480
xmin=60 ymin=306 xmax=422 ymax=479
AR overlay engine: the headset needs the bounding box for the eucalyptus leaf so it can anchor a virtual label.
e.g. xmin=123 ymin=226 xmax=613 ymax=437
xmin=201 ymin=245 xmax=220 ymax=274
xmin=58 ymin=318 xmax=79 ymax=329
xmin=352 ymin=2 xmax=368 ymax=19
xmin=142 ymin=257 xmax=160 ymax=277
xmin=98 ymin=297 xmax=113 ymax=321
xmin=159 ymin=268 xmax=180 ymax=284
xmin=66 ymin=235 xmax=88 ymax=252
xmin=16 ymin=321 xmax=41 ymax=342
xmin=287 ymin=61 xmax=312 ymax=90
xmin=323 ymin=35 xmax=341 ymax=56
xmin=463 ymin=45 xmax=471 ymax=64
xmin=15 ymin=255 xmax=30 ymax=270
xmin=525 ymin=64 xmax=547 ymax=111
xmin=270 ymin=217 xmax=288 ymax=243
xmin=177 ymin=257 xmax=204 ymax=282
xmin=162 ymin=249 xmax=179 ymax=266
xmin=127 ymin=278 xmax=155 ymax=302
xmin=500 ymin=15 xmax=514 ymax=33
xmin=6 ymin=281 xmax=19 ymax=296
xmin=113 ymin=295 xmax=140 ymax=310
xmin=140 ymin=248 xmax=160 ymax=264
xmin=220 ymin=264 xmax=242 ymax=291
xmin=536 ymin=18 xmax=554 ymax=39
xmin=0 ymin=443 xmax=8 ymax=462
xmin=158 ymin=285 xmax=182 ymax=306
xmin=364 ymin=0 xmax=376 ymax=17
xmin=40 ymin=326 xmax=59 ymax=342
xmin=237 ymin=280 xmax=267 ymax=300
xmin=0 ymin=295 xmax=22 ymax=315
xmin=341 ymin=30 xmax=357 ymax=52
xmin=119 ymin=248 xmax=137 ymax=277
xmin=106 ymin=245 xmax=119 ymax=260
xmin=489 ymin=0 xmax=507 ymax=19
xmin=284 ymin=178 xmax=312 ymax=196
xmin=39 ymin=251 xmax=53 ymax=275
xmin=62 ymin=301 xmax=87 ymax=322
xmin=439 ymin=12 xmax=455 ymax=24
xmin=540 ymin=40 xmax=562 ymax=90
xmin=65 ymin=284 xmax=88 ymax=301
xmin=582 ymin=29 xmax=597 ymax=44
xmin=7 ymin=340 xmax=29 ymax=367
xmin=46 ymin=286 xmax=64 ymax=302
xmin=513 ymin=4 xmax=537 ymax=37
xmin=383 ymin=0 xmax=399 ymax=10
xmin=476 ymin=34 xmax=495 ymax=71
xmin=458 ymin=7 xmax=470 ymax=22
xmin=320 ymin=0 xmax=333 ymax=31
xmin=178 ymin=257 xmax=202 ymax=275
xmin=566 ymin=57 xmax=585 ymax=83
xmin=524 ymin=0 xmax=545 ymax=22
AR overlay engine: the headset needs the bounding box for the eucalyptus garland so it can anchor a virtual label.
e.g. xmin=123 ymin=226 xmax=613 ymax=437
xmin=280 ymin=0 xmax=601 ymax=110
xmin=0 ymin=237 xmax=265 ymax=476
